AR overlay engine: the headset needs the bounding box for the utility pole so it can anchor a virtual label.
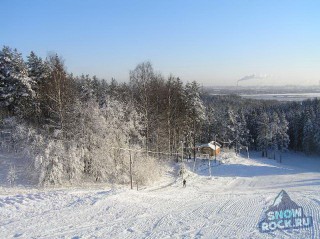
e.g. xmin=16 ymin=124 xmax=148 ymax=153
xmin=193 ymin=141 xmax=197 ymax=172
xmin=235 ymin=141 xmax=238 ymax=156
xmin=181 ymin=141 xmax=184 ymax=161
xmin=280 ymin=135 xmax=283 ymax=163
xmin=208 ymin=157 xmax=211 ymax=177
xmin=214 ymin=134 xmax=217 ymax=164
xmin=129 ymin=149 xmax=133 ymax=190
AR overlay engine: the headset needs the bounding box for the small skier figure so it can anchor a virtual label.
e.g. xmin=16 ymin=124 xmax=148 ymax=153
xmin=183 ymin=179 xmax=186 ymax=188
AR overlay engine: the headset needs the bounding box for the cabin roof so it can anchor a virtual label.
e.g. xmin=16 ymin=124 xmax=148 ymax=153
xmin=198 ymin=142 xmax=220 ymax=150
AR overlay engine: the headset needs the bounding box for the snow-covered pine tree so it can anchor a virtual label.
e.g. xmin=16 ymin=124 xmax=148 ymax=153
xmin=27 ymin=51 xmax=50 ymax=89
xmin=26 ymin=51 xmax=50 ymax=121
xmin=0 ymin=46 xmax=35 ymax=117
xmin=301 ymin=106 xmax=316 ymax=154
xmin=303 ymin=118 xmax=314 ymax=155
xmin=313 ymin=100 xmax=320 ymax=153
xmin=225 ymin=109 xmax=250 ymax=154
xmin=269 ymin=112 xmax=280 ymax=159
xmin=257 ymin=112 xmax=270 ymax=157
xmin=79 ymin=74 xmax=94 ymax=102
xmin=278 ymin=112 xmax=290 ymax=152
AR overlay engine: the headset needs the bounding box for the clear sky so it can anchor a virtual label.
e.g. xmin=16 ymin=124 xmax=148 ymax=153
xmin=1 ymin=0 xmax=320 ymax=86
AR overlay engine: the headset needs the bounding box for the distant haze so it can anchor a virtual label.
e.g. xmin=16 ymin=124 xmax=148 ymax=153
xmin=2 ymin=0 xmax=320 ymax=86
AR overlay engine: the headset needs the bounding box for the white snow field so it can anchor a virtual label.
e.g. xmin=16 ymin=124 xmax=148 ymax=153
xmin=1 ymin=151 xmax=320 ymax=239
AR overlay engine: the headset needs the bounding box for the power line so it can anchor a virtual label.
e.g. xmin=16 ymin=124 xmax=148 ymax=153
xmin=110 ymin=146 xmax=181 ymax=156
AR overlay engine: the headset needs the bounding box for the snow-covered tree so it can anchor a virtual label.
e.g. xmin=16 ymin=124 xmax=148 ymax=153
xmin=314 ymin=102 xmax=320 ymax=152
xmin=225 ymin=109 xmax=250 ymax=153
xmin=256 ymin=112 xmax=270 ymax=157
xmin=269 ymin=112 xmax=281 ymax=159
xmin=303 ymin=118 xmax=314 ymax=155
xmin=38 ymin=140 xmax=66 ymax=185
xmin=0 ymin=46 xmax=35 ymax=117
xmin=278 ymin=112 xmax=290 ymax=152
xmin=129 ymin=62 xmax=155 ymax=151
xmin=132 ymin=150 xmax=161 ymax=186
xmin=41 ymin=54 xmax=78 ymax=136
xmin=26 ymin=51 xmax=50 ymax=88
xmin=185 ymin=81 xmax=206 ymax=157
xmin=26 ymin=51 xmax=50 ymax=122
xmin=7 ymin=165 xmax=17 ymax=186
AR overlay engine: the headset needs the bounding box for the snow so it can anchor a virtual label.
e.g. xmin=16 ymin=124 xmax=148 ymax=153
xmin=272 ymin=190 xmax=285 ymax=207
xmin=198 ymin=142 xmax=220 ymax=150
xmin=0 ymin=150 xmax=320 ymax=238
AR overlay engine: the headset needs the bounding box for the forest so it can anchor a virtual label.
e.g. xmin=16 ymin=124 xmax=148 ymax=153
xmin=1 ymin=46 xmax=320 ymax=186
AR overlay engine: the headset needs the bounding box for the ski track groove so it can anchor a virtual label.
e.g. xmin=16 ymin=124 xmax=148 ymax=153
xmin=297 ymin=195 xmax=320 ymax=239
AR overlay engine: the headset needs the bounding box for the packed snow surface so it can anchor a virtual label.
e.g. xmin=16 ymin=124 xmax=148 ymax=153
xmin=1 ymin=151 xmax=319 ymax=238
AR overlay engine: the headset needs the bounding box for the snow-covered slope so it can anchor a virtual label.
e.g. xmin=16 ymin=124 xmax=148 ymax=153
xmin=0 ymin=151 xmax=319 ymax=238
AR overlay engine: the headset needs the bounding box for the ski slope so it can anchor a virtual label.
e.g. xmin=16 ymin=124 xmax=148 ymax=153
xmin=0 ymin=151 xmax=320 ymax=238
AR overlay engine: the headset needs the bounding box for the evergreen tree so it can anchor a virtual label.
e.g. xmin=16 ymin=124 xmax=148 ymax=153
xmin=26 ymin=51 xmax=50 ymax=121
xmin=278 ymin=112 xmax=290 ymax=152
xmin=269 ymin=112 xmax=280 ymax=158
xmin=256 ymin=112 xmax=270 ymax=157
xmin=303 ymin=119 xmax=314 ymax=154
xmin=311 ymin=100 xmax=320 ymax=152
xmin=0 ymin=46 xmax=35 ymax=117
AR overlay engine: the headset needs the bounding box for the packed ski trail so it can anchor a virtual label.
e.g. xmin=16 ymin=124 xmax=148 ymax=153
xmin=1 ymin=152 xmax=319 ymax=238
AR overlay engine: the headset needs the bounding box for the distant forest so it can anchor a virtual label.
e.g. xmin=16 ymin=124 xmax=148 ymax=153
xmin=1 ymin=46 xmax=319 ymax=185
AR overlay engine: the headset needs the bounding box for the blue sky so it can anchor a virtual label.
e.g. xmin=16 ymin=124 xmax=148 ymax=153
xmin=1 ymin=0 xmax=320 ymax=86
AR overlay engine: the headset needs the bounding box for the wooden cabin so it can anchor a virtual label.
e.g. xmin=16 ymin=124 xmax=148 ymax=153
xmin=196 ymin=141 xmax=221 ymax=159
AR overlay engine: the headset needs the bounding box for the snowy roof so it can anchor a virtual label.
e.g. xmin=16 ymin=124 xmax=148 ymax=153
xmin=198 ymin=142 xmax=220 ymax=150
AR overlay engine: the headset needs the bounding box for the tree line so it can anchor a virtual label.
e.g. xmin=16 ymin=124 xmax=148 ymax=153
xmin=202 ymin=94 xmax=320 ymax=157
xmin=1 ymin=46 xmax=319 ymax=185
xmin=0 ymin=46 xmax=205 ymax=185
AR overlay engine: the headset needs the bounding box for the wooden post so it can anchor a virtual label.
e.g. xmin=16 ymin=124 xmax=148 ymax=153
xmin=235 ymin=141 xmax=237 ymax=155
xmin=193 ymin=122 xmax=196 ymax=161
xmin=129 ymin=150 xmax=133 ymax=190
xmin=214 ymin=135 xmax=217 ymax=164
